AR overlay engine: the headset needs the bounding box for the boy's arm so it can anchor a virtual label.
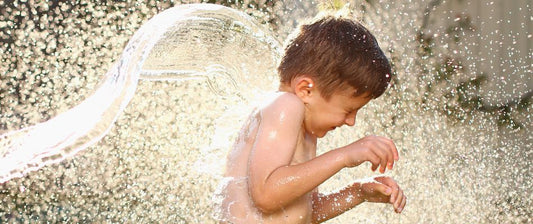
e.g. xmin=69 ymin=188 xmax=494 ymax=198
xmin=311 ymin=183 xmax=366 ymax=223
xmin=311 ymin=176 xmax=407 ymax=223
xmin=248 ymin=93 xmax=347 ymax=213
xmin=248 ymin=94 xmax=398 ymax=213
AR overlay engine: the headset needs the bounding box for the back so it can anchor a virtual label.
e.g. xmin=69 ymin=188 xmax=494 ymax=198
xmin=213 ymin=108 xmax=263 ymax=223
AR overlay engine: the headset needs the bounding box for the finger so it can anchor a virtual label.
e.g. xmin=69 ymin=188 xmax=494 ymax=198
xmin=378 ymin=139 xmax=395 ymax=172
xmin=374 ymin=177 xmax=403 ymax=211
xmin=373 ymin=176 xmax=397 ymax=202
xmin=377 ymin=137 xmax=396 ymax=170
xmin=390 ymin=186 xmax=399 ymax=205
xmin=399 ymin=195 xmax=407 ymax=213
xmin=396 ymin=194 xmax=406 ymax=213
xmin=367 ymin=151 xmax=380 ymax=172
xmin=380 ymin=185 xmax=392 ymax=196
xmin=373 ymin=184 xmax=392 ymax=202
xmin=384 ymin=143 xmax=394 ymax=171
xmin=371 ymin=141 xmax=389 ymax=173
xmin=383 ymin=137 xmax=399 ymax=161
xmin=371 ymin=161 xmax=379 ymax=172
xmin=374 ymin=175 xmax=396 ymax=187
xmin=379 ymin=154 xmax=387 ymax=173
xmin=394 ymin=189 xmax=404 ymax=210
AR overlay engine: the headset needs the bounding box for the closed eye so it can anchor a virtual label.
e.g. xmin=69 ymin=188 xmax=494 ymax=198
xmin=345 ymin=110 xmax=357 ymax=116
xmin=346 ymin=107 xmax=359 ymax=114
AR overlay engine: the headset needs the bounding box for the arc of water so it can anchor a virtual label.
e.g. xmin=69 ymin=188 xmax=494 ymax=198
xmin=0 ymin=4 xmax=264 ymax=183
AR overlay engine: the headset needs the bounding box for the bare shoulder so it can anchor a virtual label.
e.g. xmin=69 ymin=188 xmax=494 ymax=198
xmin=260 ymin=92 xmax=305 ymax=119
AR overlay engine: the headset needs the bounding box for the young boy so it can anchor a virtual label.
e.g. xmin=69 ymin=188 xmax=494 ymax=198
xmin=214 ymin=15 xmax=406 ymax=223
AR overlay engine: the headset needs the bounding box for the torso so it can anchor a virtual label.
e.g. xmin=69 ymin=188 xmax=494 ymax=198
xmin=214 ymin=93 xmax=317 ymax=224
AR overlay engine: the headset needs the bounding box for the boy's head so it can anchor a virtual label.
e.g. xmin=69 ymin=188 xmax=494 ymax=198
xmin=278 ymin=15 xmax=392 ymax=100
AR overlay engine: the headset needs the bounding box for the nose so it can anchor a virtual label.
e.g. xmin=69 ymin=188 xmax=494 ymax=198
xmin=345 ymin=114 xmax=356 ymax=126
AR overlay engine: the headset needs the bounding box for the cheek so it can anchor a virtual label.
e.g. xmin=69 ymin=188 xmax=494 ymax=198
xmin=331 ymin=113 xmax=347 ymax=124
xmin=320 ymin=114 xmax=345 ymax=127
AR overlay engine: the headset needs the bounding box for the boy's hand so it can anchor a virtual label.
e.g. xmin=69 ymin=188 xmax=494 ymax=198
xmin=357 ymin=176 xmax=407 ymax=213
xmin=341 ymin=135 xmax=398 ymax=173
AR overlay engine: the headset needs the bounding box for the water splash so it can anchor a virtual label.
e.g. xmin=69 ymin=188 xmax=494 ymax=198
xmin=0 ymin=4 xmax=281 ymax=183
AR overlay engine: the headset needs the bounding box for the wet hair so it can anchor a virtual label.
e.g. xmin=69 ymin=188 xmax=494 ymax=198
xmin=278 ymin=15 xmax=392 ymax=99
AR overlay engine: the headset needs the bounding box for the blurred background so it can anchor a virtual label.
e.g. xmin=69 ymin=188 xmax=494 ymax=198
xmin=0 ymin=0 xmax=531 ymax=223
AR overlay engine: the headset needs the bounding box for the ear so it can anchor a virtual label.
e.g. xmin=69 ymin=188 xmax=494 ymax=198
xmin=292 ymin=76 xmax=316 ymax=103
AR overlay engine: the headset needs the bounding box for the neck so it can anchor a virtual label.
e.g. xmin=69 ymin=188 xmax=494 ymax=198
xmin=278 ymin=84 xmax=293 ymax=93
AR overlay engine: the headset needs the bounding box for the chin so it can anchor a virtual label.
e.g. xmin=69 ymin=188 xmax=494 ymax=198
xmin=316 ymin=131 xmax=328 ymax=138
xmin=308 ymin=128 xmax=329 ymax=138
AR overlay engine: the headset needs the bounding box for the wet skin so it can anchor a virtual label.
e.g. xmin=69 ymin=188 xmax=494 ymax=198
xmin=218 ymin=77 xmax=406 ymax=223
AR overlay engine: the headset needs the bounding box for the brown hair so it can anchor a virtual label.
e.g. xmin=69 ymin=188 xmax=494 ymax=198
xmin=278 ymin=16 xmax=392 ymax=99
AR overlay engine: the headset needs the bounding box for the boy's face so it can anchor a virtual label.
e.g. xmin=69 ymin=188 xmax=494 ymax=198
xmin=303 ymin=88 xmax=371 ymax=138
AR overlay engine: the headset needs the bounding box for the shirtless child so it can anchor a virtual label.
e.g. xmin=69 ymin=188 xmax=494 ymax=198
xmin=215 ymin=15 xmax=407 ymax=223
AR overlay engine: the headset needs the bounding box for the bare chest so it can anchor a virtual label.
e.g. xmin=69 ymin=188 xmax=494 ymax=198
xmin=290 ymin=131 xmax=317 ymax=165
